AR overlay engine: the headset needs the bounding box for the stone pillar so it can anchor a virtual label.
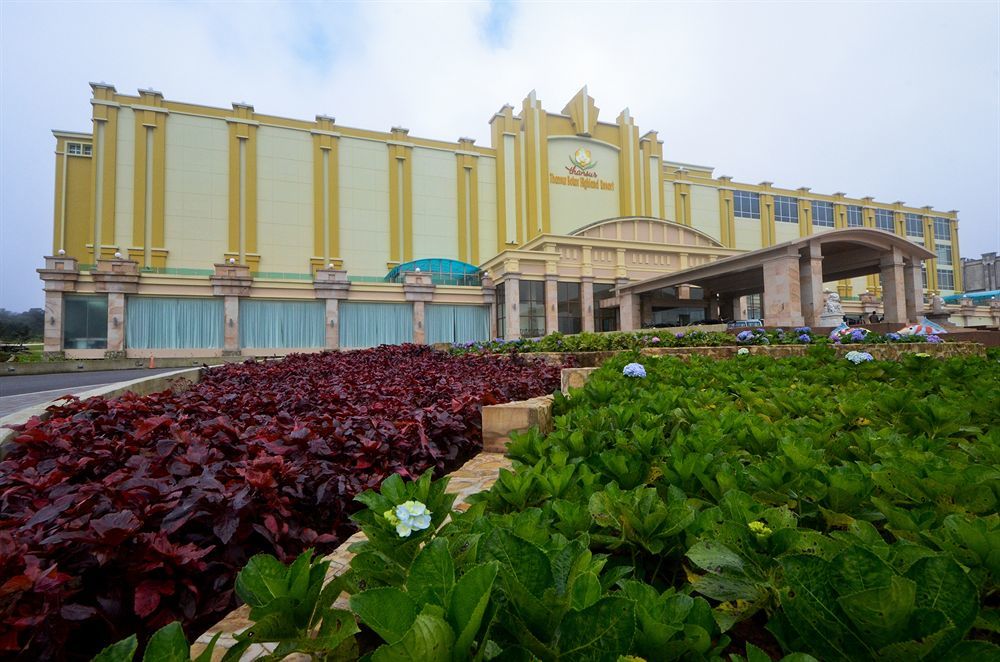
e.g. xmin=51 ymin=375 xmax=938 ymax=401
xmin=402 ymin=272 xmax=435 ymax=344
xmin=211 ymin=263 xmax=253 ymax=356
xmin=799 ymin=243 xmax=824 ymax=327
xmin=314 ymin=269 xmax=350 ymax=350
xmin=544 ymin=275 xmax=559 ymax=335
xmin=707 ymin=293 xmax=720 ymax=320
xmin=617 ymin=278 xmax=639 ymax=331
xmin=903 ymin=261 xmax=923 ymax=323
xmin=92 ymin=258 xmax=140 ymax=359
xmin=223 ymin=296 xmax=240 ymax=353
xmin=481 ymin=275 xmax=498 ymax=340
xmin=106 ymin=292 xmax=126 ymax=354
xmin=43 ymin=291 xmax=64 ymax=354
xmin=580 ymin=276 xmax=595 ymax=333
xmin=37 ymin=256 xmax=80 ymax=356
xmin=504 ymin=275 xmax=520 ymax=340
xmin=880 ymin=250 xmax=907 ymax=324
xmin=762 ymin=253 xmax=804 ymax=327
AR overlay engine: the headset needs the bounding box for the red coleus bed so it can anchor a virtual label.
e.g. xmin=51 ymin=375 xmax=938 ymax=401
xmin=0 ymin=345 xmax=559 ymax=660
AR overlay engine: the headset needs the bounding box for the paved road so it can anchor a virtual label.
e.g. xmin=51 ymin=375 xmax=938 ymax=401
xmin=0 ymin=368 xmax=181 ymax=418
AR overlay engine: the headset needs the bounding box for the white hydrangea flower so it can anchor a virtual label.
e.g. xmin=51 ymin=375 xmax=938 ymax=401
xmin=388 ymin=500 xmax=432 ymax=537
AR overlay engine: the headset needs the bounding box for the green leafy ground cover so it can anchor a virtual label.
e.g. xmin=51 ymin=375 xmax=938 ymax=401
xmin=99 ymin=348 xmax=1000 ymax=661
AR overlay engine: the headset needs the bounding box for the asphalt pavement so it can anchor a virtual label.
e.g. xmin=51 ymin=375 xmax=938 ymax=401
xmin=0 ymin=367 xmax=181 ymax=418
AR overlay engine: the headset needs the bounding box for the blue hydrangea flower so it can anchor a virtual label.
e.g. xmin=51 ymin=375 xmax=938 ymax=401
xmin=845 ymin=350 xmax=874 ymax=364
xmin=926 ymin=335 xmax=943 ymax=344
xmin=760 ymin=336 xmax=770 ymax=345
xmin=736 ymin=330 xmax=754 ymax=343
xmin=886 ymin=332 xmax=900 ymax=341
xmin=383 ymin=500 xmax=432 ymax=537
xmin=797 ymin=334 xmax=811 ymax=343
xmin=794 ymin=327 xmax=811 ymax=334
xmin=622 ymin=362 xmax=647 ymax=378
xmin=675 ymin=332 xmax=685 ymax=339
xmin=850 ymin=328 xmax=869 ymax=342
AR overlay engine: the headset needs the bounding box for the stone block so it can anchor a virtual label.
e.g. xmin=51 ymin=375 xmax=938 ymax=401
xmin=482 ymin=395 xmax=554 ymax=453
xmin=561 ymin=367 xmax=598 ymax=393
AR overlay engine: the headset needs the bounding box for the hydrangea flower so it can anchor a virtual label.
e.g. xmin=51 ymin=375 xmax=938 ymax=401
xmin=759 ymin=336 xmax=770 ymax=345
xmin=775 ymin=328 xmax=785 ymax=335
xmin=926 ymin=335 xmax=943 ymax=344
xmin=736 ymin=330 xmax=754 ymax=344
xmin=737 ymin=347 xmax=750 ymax=356
xmin=845 ymin=350 xmax=874 ymax=364
xmin=850 ymin=328 xmax=869 ymax=342
xmin=886 ymin=332 xmax=901 ymax=341
xmin=623 ymin=362 xmax=647 ymax=378
xmin=675 ymin=332 xmax=685 ymax=339
xmin=914 ymin=352 xmax=931 ymax=358
xmin=797 ymin=334 xmax=811 ymax=343
xmin=794 ymin=326 xmax=811 ymax=334
xmin=383 ymin=500 xmax=432 ymax=538
xmin=650 ymin=336 xmax=660 ymax=344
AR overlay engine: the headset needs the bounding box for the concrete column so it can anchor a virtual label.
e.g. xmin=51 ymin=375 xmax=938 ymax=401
xmin=504 ymin=275 xmax=520 ymax=340
xmin=799 ymin=244 xmax=824 ymax=327
xmin=224 ymin=295 xmax=240 ymax=354
xmin=106 ymin=292 xmax=126 ymax=354
xmin=640 ymin=295 xmax=654 ymax=327
xmin=617 ymin=278 xmax=640 ymax=331
xmin=762 ymin=253 xmax=804 ymax=327
xmin=325 ymin=298 xmax=340 ymax=350
xmin=581 ymin=276 xmax=595 ymax=333
xmin=544 ymin=276 xmax=559 ymax=335
xmin=413 ymin=300 xmax=426 ymax=344
xmin=903 ymin=262 xmax=923 ymax=323
xmin=43 ymin=291 xmax=64 ymax=353
xmin=880 ymin=251 xmax=907 ymax=324
xmin=707 ymin=293 xmax=720 ymax=320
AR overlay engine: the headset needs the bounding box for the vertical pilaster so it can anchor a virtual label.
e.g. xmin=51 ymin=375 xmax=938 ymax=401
xmin=949 ymin=215 xmax=962 ymax=291
xmin=490 ymin=105 xmax=520 ymax=249
xmin=759 ymin=184 xmax=775 ymax=247
xmin=717 ymin=177 xmax=735 ymax=248
xmin=521 ymin=92 xmax=549 ymax=239
xmin=131 ymin=89 xmax=168 ymax=268
xmin=37 ymin=256 xmax=79 ymax=355
xmin=312 ymin=115 xmax=341 ymax=272
xmin=224 ymin=296 xmax=240 ymax=353
xmin=89 ymin=82 xmax=119 ymax=261
xmin=903 ymin=262 xmax=923 ymax=322
xmin=106 ymin=292 xmax=126 ymax=354
xmin=617 ymin=280 xmax=639 ymax=332
xmin=388 ymin=127 xmax=413 ymax=265
xmin=617 ymin=109 xmax=641 ymax=218
xmin=44 ymin=291 xmax=64 ymax=353
xmin=640 ymin=132 xmax=663 ymax=219
xmin=325 ymin=299 xmax=339 ymax=350
xmin=456 ymin=137 xmax=479 ymax=264
xmin=799 ymin=243 xmax=824 ymax=327
xmin=796 ymin=190 xmax=812 ymax=238
xmin=227 ymin=102 xmax=259 ymax=269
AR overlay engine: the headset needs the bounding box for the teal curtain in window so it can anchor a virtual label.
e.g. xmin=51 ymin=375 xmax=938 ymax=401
xmin=339 ymin=302 xmax=413 ymax=348
xmin=239 ymin=300 xmax=325 ymax=349
xmin=126 ymin=296 xmax=223 ymax=349
xmin=426 ymin=305 xmax=490 ymax=344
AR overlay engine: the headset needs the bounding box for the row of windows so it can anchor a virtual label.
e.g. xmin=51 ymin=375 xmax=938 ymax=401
xmin=495 ymin=281 xmax=623 ymax=337
xmin=67 ymin=142 xmax=92 ymax=156
xmin=731 ymin=193 xmax=948 ymax=237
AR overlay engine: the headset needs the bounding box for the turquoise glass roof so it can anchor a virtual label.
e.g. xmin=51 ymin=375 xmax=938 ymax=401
xmin=384 ymin=259 xmax=481 ymax=286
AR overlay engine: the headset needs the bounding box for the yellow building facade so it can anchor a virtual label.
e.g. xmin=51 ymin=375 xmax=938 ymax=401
xmin=43 ymin=84 xmax=963 ymax=356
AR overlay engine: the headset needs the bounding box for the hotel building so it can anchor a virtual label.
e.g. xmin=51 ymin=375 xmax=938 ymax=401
xmin=41 ymin=84 xmax=964 ymax=357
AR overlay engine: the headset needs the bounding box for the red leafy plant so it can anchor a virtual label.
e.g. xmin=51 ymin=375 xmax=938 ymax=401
xmin=0 ymin=345 xmax=559 ymax=660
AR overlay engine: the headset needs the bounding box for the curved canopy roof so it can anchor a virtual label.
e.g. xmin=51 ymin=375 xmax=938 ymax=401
xmin=385 ymin=258 xmax=481 ymax=285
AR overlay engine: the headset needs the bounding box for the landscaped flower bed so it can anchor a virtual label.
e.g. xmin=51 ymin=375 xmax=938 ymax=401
xmin=188 ymin=349 xmax=1000 ymax=660
xmin=0 ymin=345 xmax=560 ymax=660
xmin=453 ymin=327 xmax=950 ymax=355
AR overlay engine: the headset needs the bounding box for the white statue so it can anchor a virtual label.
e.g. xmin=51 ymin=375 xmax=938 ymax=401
xmin=931 ymin=294 xmax=946 ymax=313
xmin=823 ymin=291 xmax=843 ymax=315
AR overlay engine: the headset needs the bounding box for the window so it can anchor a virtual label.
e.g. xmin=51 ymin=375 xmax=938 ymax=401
xmin=937 ymin=269 xmax=955 ymax=290
xmin=846 ymin=205 xmax=864 ymax=227
xmin=519 ymin=280 xmax=545 ymax=338
xmin=874 ymin=209 xmax=895 ymax=232
xmin=557 ymin=282 xmax=582 ymax=334
xmin=733 ymin=191 xmax=760 ymax=219
xmin=905 ymin=213 xmax=924 ymax=237
xmin=63 ymin=294 xmax=108 ymax=349
xmin=920 ymin=265 xmax=927 ymax=289
xmin=812 ymin=201 xmax=835 ymax=227
xmin=936 ymin=245 xmax=953 ymax=265
xmin=495 ymin=283 xmax=506 ymax=339
xmin=934 ymin=217 xmax=951 ymax=242
xmin=774 ymin=196 xmax=799 ymax=223
xmin=67 ymin=142 xmax=92 ymax=156
xmin=593 ymin=283 xmax=618 ymax=332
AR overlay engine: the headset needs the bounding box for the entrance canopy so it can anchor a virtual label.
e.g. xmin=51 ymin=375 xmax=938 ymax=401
xmin=618 ymin=228 xmax=935 ymax=327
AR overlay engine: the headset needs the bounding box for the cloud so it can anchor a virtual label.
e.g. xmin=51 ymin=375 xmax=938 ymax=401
xmin=1 ymin=0 xmax=997 ymax=311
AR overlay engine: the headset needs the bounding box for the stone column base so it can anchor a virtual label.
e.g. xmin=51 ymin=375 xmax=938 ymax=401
xmin=103 ymin=350 xmax=127 ymax=360
xmin=42 ymin=351 xmax=66 ymax=361
xmin=222 ymin=350 xmax=243 ymax=357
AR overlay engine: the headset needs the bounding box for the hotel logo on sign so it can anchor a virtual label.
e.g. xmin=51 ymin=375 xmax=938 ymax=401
xmin=550 ymin=146 xmax=615 ymax=191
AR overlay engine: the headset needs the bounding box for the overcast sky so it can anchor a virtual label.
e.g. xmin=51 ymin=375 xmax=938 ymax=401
xmin=1 ymin=1 xmax=998 ymax=311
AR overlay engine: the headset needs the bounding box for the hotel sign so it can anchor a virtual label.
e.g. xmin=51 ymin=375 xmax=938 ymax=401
xmin=549 ymin=147 xmax=616 ymax=192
